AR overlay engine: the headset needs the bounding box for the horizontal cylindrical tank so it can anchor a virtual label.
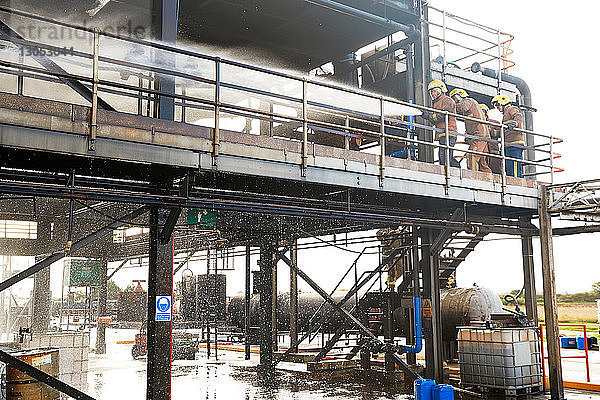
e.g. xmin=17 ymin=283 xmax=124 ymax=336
xmin=440 ymin=287 xmax=503 ymax=340
xmin=227 ymin=292 xmax=356 ymax=331
xmin=228 ymin=287 xmax=502 ymax=336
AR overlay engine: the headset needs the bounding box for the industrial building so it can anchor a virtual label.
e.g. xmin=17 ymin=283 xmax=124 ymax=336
xmin=0 ymin=1 xmax=598 ymax=399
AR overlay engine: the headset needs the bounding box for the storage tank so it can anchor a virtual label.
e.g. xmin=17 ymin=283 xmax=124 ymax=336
xmin=229 ymin=287 xmax=502 ymax=338
xmin=227 ymin=292 xmax=356 ymax=331
xmin=180 ymin=274 xmax=197 ymax=321
xmin=6 ymin=348 xmax=60 ymax=400
xmin=440 ymin=287 xmax=504 ymax=340
xmin=196 ymin=274 xmax=226 ymax=320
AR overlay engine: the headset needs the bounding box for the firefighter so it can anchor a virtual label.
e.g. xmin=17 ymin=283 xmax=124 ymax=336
xmin=449 ymin=88 xmax=491 ymax=173
xmin=422 ymin=80 xmax=460 ymax=168
xmin=491 ymin=94 xmax=525 ymax=178
xmin=479 ymin=104 xmax=503 ymax=174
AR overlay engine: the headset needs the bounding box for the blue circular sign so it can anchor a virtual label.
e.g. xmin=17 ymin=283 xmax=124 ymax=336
xmin=157 ymin=296 xmax=171 ymax=312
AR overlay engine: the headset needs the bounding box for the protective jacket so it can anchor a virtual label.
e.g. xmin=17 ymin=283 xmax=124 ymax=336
xmin=502 ymin=104 xmax=525 ymax=146
xmin=456 ymin=97 xmax=488 ymax=140
xmin=430 ymin=94 xmax=457 ymax=140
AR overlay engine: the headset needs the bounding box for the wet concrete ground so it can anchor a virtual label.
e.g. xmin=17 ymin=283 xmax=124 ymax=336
xmin=86 ymin=328 xmax=600 ymax=400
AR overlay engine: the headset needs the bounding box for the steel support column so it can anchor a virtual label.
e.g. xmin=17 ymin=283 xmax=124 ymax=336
xmin=95 ymin=260 xmax=108 ymax=354
xmin=272 ymin=250 xmax=278 ymax=352
xmin=289 ymin=241 xmax=298 ymax=352
xmin=31 ymin=255 xmax=51 ymax=335
xmin=146 ymin=207 xmax=174 ymax=400
xmin=423 ymin=229 xmax=443 ymax=381
xmin=539 ymin=187 xmax=564 ymax=400
xmin=258 ymin=238 xmax=276 ymax=381
xmin=520 ymin=217 xmax=538 ymax=323
xmin=244 ymin=244 xmax=251 ymax=360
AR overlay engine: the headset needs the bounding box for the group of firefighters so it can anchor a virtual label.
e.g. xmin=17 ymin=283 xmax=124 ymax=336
xmin=422 ymin=79 xmax=525 ymax=178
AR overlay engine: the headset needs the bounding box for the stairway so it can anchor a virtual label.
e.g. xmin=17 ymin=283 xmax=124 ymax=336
xmin=438 ymin=231 xmax=487 ymax=288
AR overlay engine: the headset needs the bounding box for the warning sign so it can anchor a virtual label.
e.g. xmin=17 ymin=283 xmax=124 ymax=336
xmin=155 ymin=296 xmax=172 ymax=322
xmin=422 ymin=299 xmax=432 ymax=318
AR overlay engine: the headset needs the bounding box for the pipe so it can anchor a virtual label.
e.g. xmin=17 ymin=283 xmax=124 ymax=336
xmin=402 ymin=296 xmax=423 ymax=353
xmin=305 ymin=0 xmax=415 ymax=34
xmin=470 ymin=62 xmax=535 ymax=175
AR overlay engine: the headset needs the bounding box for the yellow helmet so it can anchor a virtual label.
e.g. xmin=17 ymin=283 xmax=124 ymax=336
xmin=449 ymin=88 xmax=468 ymax=98
xmin=479 ymin=104 xmax=489 ymax=113
xmin=491 ymin=94 xmax=511 ymax=107
xmin=428 ymin=79 xmax=447 ymax=93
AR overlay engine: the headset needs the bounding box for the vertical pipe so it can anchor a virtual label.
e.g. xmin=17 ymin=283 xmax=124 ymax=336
xmin=289 ymin=242 xmax=298 ymax=352
xmin=404 ymin=45 xmax=416 ymax=160
xmin=244 ymin=245 xmax=251 ymax=360
xmin=539 ymin=186 xmax=564 ymax=400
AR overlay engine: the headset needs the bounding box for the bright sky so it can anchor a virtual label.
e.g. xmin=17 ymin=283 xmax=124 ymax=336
xmin=5 ymin=1 xmax=600 ymax=302
xmin=433 ymin=0 xmax=600 ymax=294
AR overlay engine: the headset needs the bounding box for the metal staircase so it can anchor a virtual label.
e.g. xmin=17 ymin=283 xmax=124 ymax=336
xmin=438 ymin=231 xmax=487 ymax=288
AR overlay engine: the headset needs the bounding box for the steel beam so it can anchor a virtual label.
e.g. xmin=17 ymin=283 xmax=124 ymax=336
xmin=539 ymin=186 xmax=564 ymax=400
xmin=0 ymin=206 xmax=149 ymax=293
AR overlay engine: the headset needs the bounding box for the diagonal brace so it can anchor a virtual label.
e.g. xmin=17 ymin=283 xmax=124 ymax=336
xmin=159 ymin=207 xmax=181 ymax=245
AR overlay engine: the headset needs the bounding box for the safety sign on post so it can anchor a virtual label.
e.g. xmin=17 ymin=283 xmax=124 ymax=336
xmin=155 ymin=296 xmax=172 ymax=322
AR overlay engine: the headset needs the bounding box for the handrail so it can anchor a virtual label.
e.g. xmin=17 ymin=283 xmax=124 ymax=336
xmin=539 ymin=323 xmax=590 ymax=390
xmin=0 ymin=6 xmax=561 ymax=187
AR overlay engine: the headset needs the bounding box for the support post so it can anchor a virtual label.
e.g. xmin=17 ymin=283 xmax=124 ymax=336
xmin=244 ymin=245 xmax=251 ymax=360
xmin=31 ymin=257 xmax=50 ymax=335
xmin=289 ymin=241 xmax=298 ymax=352
xmin=146 ymin=207 xmax=173 ymax=400
xmin=272 ymin=249 xmax=278 ymax=352
xmin=539 ymin=186 xmax=564 ymax=400
xmin=520 ymin=217 xmax=538 ymax=324
xmin=406 ymin=228 xmax=420 ymax=366
xmin=258 ymin=238 xmax=275 ymax=380
xmin=95 ymin=260 xmax=108 ymax=354
xmin=423 ymin=229 xmax=443 ymax=381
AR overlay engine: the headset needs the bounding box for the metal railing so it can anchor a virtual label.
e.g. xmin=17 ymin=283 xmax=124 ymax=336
xmin=0 ymin=7 xmax=561 ymax=197
xmin=539 ymin=323 xmax=591 ymax=389
xmin=426 ymin=5 xmax=515 ymax=83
